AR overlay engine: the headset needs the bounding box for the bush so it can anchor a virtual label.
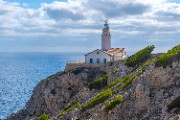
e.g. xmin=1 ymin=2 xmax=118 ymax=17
xmin=107 ymin=78 xmax=121 ymax=88
xmin=125 ymin=45 xmax=155 ymax=67
xmin=156 ymin=54 xmax=174 ymax=68
xmin=95 ymin=74 xmax=109 ymax=83
xmin=104 ymin=96 xmax=123 ymax=111
xmin=112 ymin=69 xmax=118 ymax=74
xmin=141 ymin=58 xmax=157 ymax=69
xmin=35 ymin=114 xmax=49 ymax=120
xmin=88 ymin=74 xmax=109 ymax=90
xmin=122 ymin=74 xmax=131 ymax=82
xmin=58 ymin=102 xmax=81 ymax=116
xmin=114 ymin=74 xmax=136 ymax=93
xmin=156 ymin=45 xmax=180 ymax=68
xmin=82 ymin=89 xmax=112 ymax=110
xmin=137 ymin=70 xmax=143 ymax=76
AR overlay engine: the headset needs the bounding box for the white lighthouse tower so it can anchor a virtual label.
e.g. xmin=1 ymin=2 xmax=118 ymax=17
xmin=85 ymin=20 xmax=126 ymax=64
xmin=102 ymin=20 xmax=111 ymax=50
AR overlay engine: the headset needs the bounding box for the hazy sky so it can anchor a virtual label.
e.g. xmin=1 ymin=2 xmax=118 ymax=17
xmin=0 ymin=0 xmax=180 ymax=53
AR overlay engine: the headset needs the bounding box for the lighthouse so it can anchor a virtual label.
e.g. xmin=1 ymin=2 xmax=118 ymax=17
xmin=85 ymin=21 xmax=126 ymax=64
xmin=102 ymin=20 xmax=111 ymax=50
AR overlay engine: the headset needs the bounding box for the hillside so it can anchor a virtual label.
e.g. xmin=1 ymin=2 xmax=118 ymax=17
xmin=8 ymin=45 xmax=180 ymax=120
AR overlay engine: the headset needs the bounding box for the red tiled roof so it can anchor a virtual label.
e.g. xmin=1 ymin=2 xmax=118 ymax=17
xmin=85 ymin=48 xmax=125 ymax=56
xmin=104 ymin=48 xmax=125 ymax=56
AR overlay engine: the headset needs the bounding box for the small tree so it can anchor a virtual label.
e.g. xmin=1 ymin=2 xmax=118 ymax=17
xmin=125 ymin=45 xmax=155 ymax=67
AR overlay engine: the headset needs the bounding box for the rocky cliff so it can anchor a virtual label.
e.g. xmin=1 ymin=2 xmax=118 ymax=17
xmin=8 ymin=60 xmax=180 ymax=120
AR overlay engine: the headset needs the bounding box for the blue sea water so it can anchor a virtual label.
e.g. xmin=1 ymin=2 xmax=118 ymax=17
xmin=0 ymin=52 xmax=84 ymax=120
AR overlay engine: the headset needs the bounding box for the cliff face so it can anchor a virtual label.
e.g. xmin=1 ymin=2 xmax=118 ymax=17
xmin=8 ymin=61 xmax=180 ymax=120
xmin=7 ymin=66 xmax=107 ymax=120
xmin=88 ymin=62 xmax=180 ymax=120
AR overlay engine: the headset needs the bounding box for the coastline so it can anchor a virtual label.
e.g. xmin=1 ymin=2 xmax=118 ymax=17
xmin=0 ymin=52 xmax=84 ymax=120
xmin=8 ymin=59 xmax=180 ymax=120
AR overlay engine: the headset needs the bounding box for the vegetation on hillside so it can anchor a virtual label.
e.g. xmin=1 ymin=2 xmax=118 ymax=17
xmin=107 ymin=78 xmax=121 ymax=89
xmin=104 ymin=95 xmax=123 ymax=111
xmin=58 ymin=45 xmax=180 ymax=117
xmin=88 ymin=74 xmax=109 ymax=90
xmin=112 ymin=69 xmax=118 ymax=74
xmin=58 ymin=102 xmax=81 ymax=116
xmin=83 ymin=45 xmax=180 ymax=112
xmin=141 ymin=58 xmax=157 ymax=69
xmin=125 ymin=45 xmax=155 ymax=67
xmin=114 ymin=74 xmax=137 ymax=93
xmin=155 ymin=45 xmax=180 ymax=68
xmin=82 ymin=89 xmax=112 ymax=110
xmin=35 ymin=114 xmax=49 ymax=120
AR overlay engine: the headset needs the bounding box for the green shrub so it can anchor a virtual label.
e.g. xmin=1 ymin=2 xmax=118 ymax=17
xmin=95 ymin=74 xmax=109 ymax=83
xmin=125 ymin=45 xmax=155 ymax=67
xmin=58 ymin=102 xmax=81 ymax=116
xmin=121 ymin=74 xmax=130 ymax=82
xmin=107 ymin=78 xmax=121 ymax=88
xmin=156 ymin=54 xmax=174 ymax=68
xmin=141 ymin=58 xmax=157 ymax=69
xmin=82 ymin=89 xmax=112 ymax=110
xmin=35 ymin=114 xmax=49 ymax=120
xmin=114 ymin=74 xmax=136 ymax=93
xmin=137 ymin=70 xmax=143 ymax=76
xmin=88 ymin=74 xmax=109 ymax=89
xmin=156 ymin=45 xmax=180 ymax=68
xmin=112 ymin=69 xmax=118 ymax=74
xmin=104 ymin=96 xmax=123 ymax=111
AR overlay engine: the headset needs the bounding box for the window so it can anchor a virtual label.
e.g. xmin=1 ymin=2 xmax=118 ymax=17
xmin=90 ymin=58 xmax=93 ymax=63
xmin=97 ymin=58 xmax=100 ymax=64
xmin=103 ymin=58 xmax=107 ymax=63
xmin=97 ymin=52 xmax=99 ymax=54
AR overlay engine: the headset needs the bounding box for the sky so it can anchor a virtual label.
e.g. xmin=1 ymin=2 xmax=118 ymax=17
xmin=0 ymin=0 xmax=180 ymax=53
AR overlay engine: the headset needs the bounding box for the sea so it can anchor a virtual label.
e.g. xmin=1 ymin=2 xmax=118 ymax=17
xmin=0 ymin=52 xmax=84 ymax=120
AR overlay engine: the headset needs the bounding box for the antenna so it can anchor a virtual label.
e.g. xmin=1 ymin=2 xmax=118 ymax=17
xmin=104 ymin=20 xmax=109 ymax=28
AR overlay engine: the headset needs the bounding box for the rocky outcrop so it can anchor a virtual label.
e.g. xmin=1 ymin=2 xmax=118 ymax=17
xmin=8 ymin=60 xmax=180 ymax=120
xmin=8 ymin=67 xmax=109 ymax=120
xmin=69 ymin=63 xmax=179 ymax=120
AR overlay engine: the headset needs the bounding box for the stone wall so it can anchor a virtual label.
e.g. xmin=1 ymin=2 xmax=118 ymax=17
xmin=65 ymin=62 xmax=101 ymax=72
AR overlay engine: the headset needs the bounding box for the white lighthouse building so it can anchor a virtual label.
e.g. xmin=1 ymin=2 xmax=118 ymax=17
xmin=102 ymin=21 xmax=111 ymax=50
xmin=85 ymin=21 xmax=127 ymax=64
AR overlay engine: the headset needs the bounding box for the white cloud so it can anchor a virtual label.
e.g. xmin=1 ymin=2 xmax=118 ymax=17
xmin=0 ymin=0 xmax=180 ymax=52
